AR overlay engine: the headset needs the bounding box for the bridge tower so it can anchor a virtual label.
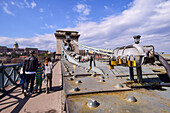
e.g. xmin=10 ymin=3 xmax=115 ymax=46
xmin=54 ymin=30 xmax=80 ymax=59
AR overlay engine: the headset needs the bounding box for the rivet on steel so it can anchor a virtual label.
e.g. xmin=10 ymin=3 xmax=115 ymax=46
xmin=72 ymin=87 xmax=80 ymax=91
xmin=75 ymin=80 xmax=82 ymax=84
xmin=126 ymin=96 xmax=137 ymax=102
xmin=73 ymin=75 xmax=77 ymax=78
xmin=99 ymin=79 xmax=105 ymax=82
xmin=115 ymin=84 xmax=124 ymax=88
xmin=87 ymin=99 xmax=100 ymax=108
xmin=100 ymin=76 xmax=105 ymax=79
xmin=68 ymin=78 xmax=74 ymax=81
xmin=91 ymin=73 xmax=96 ymax=77
xmin=67 ymin=72 xmax=71 ymax=76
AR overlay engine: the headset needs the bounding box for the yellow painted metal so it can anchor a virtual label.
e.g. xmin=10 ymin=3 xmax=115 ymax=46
xmin=73 ymin=65 xmax=76 ymax=69
xmin=111 ymin=61 xmax=118 ymax=65
xmin=118 ymin=59 xmax=123 ymax=64
xmin=126 ymin=60 xmax=136 ymax=67
xmin=109 ymin=65 xmax=114 ymax=69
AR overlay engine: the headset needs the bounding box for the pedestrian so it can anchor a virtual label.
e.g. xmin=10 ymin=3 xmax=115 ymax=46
xmin=44 ymin=57 xmax=53 ymax=94
xmin=19 ymin=65 xmax=25 ymax=93
xmin=35 ymin=62 xmax=43 ymax=93
xmin=23 ymin=51 xmax=38 ymax=96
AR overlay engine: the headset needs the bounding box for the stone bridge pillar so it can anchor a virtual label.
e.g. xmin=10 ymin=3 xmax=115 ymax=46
xmin=54 ymin=30 xmax=80 ymax=60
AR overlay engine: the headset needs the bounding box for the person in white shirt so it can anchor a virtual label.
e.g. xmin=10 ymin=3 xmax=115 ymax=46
xmin=44 ymin=57 xmax=53 ymax=93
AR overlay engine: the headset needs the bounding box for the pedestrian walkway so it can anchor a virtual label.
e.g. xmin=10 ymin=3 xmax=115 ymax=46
xmin=0 ymin=61 xmax=64 ymax=113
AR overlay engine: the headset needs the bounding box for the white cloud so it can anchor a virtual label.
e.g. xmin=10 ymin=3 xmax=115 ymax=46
xmin=104 ymin=5 xmax=108 ymax=9
xmin=31 ymin=1 xmax=36 ymax=9
xmin=1 ymin=0 xmax=170 ymax=53
xmin=11 ymin=2 xmax=15 ymax=5
xmin=74 ymin=3 xmax=91 ymax=21
xmin=68 ymin=0 xmax=170 ymax=53
xmin=78 ymin=16 xmax=88 ymax=21
xmin=75 ymin=4 xmax=91 ymax=15
xmin=41 ymin=24 xmax=57 ymax=29
xmin=9 ymin=0 xmax=36 ymax=9
xmin=40 ymin=8 xmax=43 ymax=13
xmin=24 ymin=0 xmax=30 ymax=8
xmin=2 ymin=3 xmax=15 ymax=16
xmin=16 ymin=2 xmax=25 ymax=8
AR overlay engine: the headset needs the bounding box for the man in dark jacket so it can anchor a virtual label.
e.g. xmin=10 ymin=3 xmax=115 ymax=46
xmin=23 ymin=51 xmax=38 ymax=96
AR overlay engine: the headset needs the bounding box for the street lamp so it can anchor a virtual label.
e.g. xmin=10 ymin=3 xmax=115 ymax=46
xmin=133 ymin=35 xmax=141 ymax=44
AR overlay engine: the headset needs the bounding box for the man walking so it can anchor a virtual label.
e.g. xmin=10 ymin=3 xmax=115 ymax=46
xmin=23 ymin=51 xmax=38 ymax=96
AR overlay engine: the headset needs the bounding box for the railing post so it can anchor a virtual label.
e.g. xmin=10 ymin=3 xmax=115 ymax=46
xmin=13 ymin=66 xmax=16 ymax=83
xmin=136 ymin=66 xmax=142 ymax=83
xmin=129 ymin=67 xmax=134 ymax=81
xmin=0 ymin=64 xmax=5 ymax=92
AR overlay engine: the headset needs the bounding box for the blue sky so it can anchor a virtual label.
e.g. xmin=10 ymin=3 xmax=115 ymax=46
xmin=0 ymin=0 xmax=170 ymax=53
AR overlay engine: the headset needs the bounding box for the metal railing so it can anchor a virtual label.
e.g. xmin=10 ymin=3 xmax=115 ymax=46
xmin=0 ymin=63 xmax=22 ymax=93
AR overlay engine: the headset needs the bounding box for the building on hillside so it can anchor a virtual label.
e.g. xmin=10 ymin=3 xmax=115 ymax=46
xmin=0 ymin=46 xmax=8 ymax=53
xmin=24 ymin=48 xmax=39 ymax=54
xmin=0 ymin=42 xmax=48 ymax=55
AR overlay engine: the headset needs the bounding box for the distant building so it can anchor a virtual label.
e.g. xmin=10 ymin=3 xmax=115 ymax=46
xmin=0 ymin=46 xmax=8 ymax=53
xmin=0 ymin=42 xmax=48 ymax=55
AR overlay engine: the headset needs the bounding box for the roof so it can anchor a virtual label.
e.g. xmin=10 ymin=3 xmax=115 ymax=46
xmin=14 ymin=42 xmax=18 ymax=45
xmin=56 ymin=30 xmax=79 ymax=33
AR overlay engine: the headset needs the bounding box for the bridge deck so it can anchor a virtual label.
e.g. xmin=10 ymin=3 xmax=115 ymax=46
xmin=0 ymin=61 xmax=64 ymax=113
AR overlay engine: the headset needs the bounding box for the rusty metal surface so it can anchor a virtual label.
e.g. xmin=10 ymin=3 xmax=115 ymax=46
xmin=64 ymin=74 xmax=131 ymax=96
xmin=62 ymin=55 xmax=170 ymax=113
xmin=67 ymin=89 xmax=170 ymax=113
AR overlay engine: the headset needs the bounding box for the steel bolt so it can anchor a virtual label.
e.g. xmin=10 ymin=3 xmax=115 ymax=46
xmin=91 ymin=73 xmax=96 ymax=77
xmin=67 ymin=72 xmax=71 ymax=76
xmin=115 ymin=84 xmax=124 ymax=88
xmin=73 ymin=75 xmax=77 ymax=78
xmin=72 ymin=87 xmax=80 ymax=91
xmin=87 ymin=99 xmax=100 ymax=108
xmin=99 ymin=79 xmax=105 ymax=82
xmin=68 ymin=78 xmax=74 ymax=81
xmin=126 ymin=96 xmax=137 ymax=102
xmin=100 ymin=76 xmax=105 ymax=79
xmin=75 ymin=80 xmax=82 ymax=84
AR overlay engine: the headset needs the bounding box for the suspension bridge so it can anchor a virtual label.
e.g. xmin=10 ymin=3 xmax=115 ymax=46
xmin=0 ymin=30 xmax=170 ymax=113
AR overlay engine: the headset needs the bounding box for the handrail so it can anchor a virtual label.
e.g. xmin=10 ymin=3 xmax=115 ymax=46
xmin=0 ymin=63 xmax=22 ymax=93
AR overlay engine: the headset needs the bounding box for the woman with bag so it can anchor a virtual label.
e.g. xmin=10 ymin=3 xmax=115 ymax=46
xmin=44 ymin=57 xmax=53 ymax=94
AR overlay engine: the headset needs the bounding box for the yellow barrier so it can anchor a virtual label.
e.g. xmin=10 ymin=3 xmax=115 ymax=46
xmin=109 ymin=65 xmax=114 ymax=69
xmin=111 ymin=61 xmax=118 ymax=65
xmin=118 ymin=59 xmax=123 ymax=64
xmin=126 ymin=60 xmax=136 ymax=67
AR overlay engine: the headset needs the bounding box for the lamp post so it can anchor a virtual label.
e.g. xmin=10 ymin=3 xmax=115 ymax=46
xmin=133 ymin=35 xmax=141 ymax=44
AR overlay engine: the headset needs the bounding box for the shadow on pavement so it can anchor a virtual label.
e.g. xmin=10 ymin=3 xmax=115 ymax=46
xmin=0 ymin=92 xmax=30 ymax=113
xmin=10 ymin=95 xmax=30 ymax=113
